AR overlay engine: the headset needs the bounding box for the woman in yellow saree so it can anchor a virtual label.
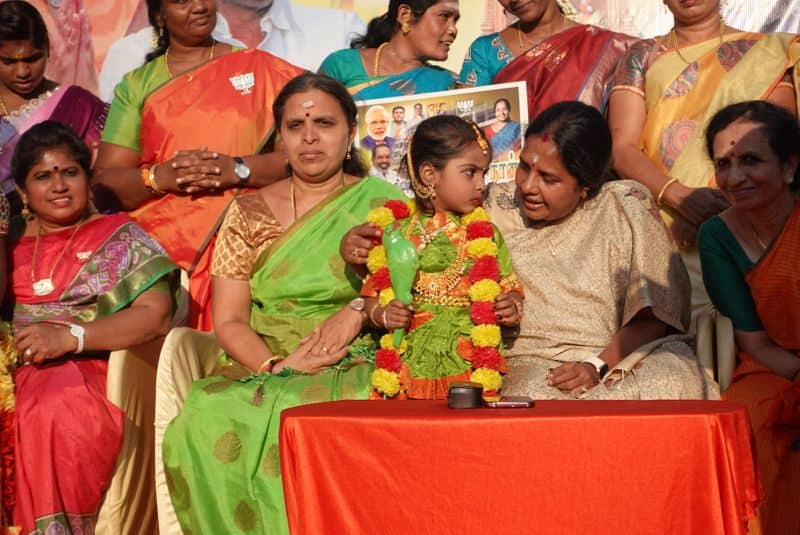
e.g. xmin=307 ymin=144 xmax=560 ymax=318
xmin=94 ymin=0 xmax=303 ymax=331
xmin=608 ymin=0 xmax=799 ymax=325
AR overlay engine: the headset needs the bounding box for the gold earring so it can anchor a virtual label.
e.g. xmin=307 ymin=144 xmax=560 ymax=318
xmin=346 ymin=148 xmax=352 ymax=160
xmin=21 ymin=202 xmax=31 ymax=220
xmin=401 ymin=22 xmax=411 ymax=35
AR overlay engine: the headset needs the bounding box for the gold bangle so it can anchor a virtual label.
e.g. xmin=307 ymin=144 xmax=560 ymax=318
xmin=368 ymin=303 xmax=382 ymax=327
xmin=511 ymin=297 xmax=524 ymax=320
xmin=142 ymin=163 xmax=163 ymax=194
xmin=656 ymin=177 xmax=678 ymax=207
xmin=257 ymin=356 xmax=283 ymax=374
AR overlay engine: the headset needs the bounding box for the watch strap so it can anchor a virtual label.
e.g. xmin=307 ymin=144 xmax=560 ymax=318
xmin=69 ymin=323 xmax=85 ymax=354
xmin=583 ymin=356 xmax=609 ymax=378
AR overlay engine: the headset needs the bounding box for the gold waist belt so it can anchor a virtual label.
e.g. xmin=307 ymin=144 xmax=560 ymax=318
xmin=412 ymin=293 xmax=471 ymax=308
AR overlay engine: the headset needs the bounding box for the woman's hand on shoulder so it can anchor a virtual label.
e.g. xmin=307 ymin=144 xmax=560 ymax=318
xmin=13 ymin=323 xmax=77 ymax=365
xmin=546 ymin=362 xmax=599 ymax=395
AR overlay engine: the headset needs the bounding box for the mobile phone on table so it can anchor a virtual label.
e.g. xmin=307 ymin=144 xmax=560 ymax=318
xmin=484 ymin=396 xmax=535 ymax=408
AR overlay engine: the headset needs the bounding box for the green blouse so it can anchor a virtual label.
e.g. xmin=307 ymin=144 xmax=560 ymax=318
xmin=697 ymin=215 xmax=762 ymax=331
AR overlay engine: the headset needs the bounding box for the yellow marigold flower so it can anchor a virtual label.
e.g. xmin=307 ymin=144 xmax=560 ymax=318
xmin=466 ymin=237 xmax=498 ymax=258
xmin=406 ymin=200 xmax=417 ymax=216
xmin=462 ymin=206 xmax=490 ymax=224
xmin=372 ymin=368 xmax=401 ymax=397
xmin=0 ymin=374 xmax=14 ymax=411
xmin=366 ymin=207 xmax=395 ymax=228
xmin=379 ymin=287 xmax=396 ymax=306
xmin=367 ymin=245 xmax=388 ymax=272
xmin=469 ymin=279 xmax=501 ymax=302
xmin=471 ymin=324 xmax=501 ymax=347
xmin=470 ymin=368 xmax=503 ymax=392
xmin=380 ymin=333 xmax=407 ymax=354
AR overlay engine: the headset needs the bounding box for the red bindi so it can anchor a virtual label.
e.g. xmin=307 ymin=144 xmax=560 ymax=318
xmin=730 ymin=140 xmax=736 ymax=146
xmin=541 ymin=133 xmax=550 ymax=142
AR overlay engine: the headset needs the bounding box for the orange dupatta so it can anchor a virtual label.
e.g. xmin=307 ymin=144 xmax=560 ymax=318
xmin=133 ymin=49 xmax=302 ymax=330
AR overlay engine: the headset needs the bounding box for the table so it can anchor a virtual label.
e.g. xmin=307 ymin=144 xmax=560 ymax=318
xmin=280 ymin=400 xmax=760 ymax=535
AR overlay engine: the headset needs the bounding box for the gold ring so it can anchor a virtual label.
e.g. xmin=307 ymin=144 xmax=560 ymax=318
xmin=352 ymin=248 xmax=359 ymax=257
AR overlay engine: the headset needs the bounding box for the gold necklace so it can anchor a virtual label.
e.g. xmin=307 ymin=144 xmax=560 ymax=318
xmin=373 ymin=42 xmax=389 ymax=77
xmin=751 ymin=223 xmax=768 ymax=251
xmin=0 ymin=93 xmax=8 ymax=116
xmin=164 ymin=40 xmax=217 ymax=78
xmin=30 ymin=218 xmax=86 ymax=296
xmin=669 ymin=20 xmax=726 ymax=65
xmin=516 ymin=16 xmax=566 ymax=51
xmin=290 ymin=174 xmax=347 ymax=223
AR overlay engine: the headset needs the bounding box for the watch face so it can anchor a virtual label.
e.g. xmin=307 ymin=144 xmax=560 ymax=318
xmin=234 ymin=158 xmax=251 ymax=180
xmin=349 ymin=297 xmax=365 ymax=311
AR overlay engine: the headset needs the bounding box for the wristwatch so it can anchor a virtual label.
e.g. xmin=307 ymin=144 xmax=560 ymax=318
xmin=349 ymin=297 xmax=368 ymax=323
xmin=233 ymin=156 xmax=251 ymax=186
xmin=583 ymin=356 xmax=608 ymax=378
xmin=68 ymin=323 xmax=85 ymax=354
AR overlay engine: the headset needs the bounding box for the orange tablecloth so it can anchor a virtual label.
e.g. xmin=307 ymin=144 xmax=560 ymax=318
xmin=280 ymin=400 xmax=760 ymax=535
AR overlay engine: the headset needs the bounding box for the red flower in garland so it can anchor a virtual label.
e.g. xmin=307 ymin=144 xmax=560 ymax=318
xmin=470 ymin=301 xmax=497 ymax=325
xmin=472 ymin=346 xmax=503 ymax=370
xmin=384 ymin=200 xmax=410 ymax=220
xmin=371 ymin=267 xmax=392 ymax=291
xmin=468 ymin=256 xmax=500 ymax=284
xmin=466 ymin=221 xmax=494 ymax=241
xmin=375 ymin=348 xmax=403 ymax=373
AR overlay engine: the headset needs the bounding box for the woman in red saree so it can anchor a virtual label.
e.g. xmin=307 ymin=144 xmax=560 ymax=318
xmin=699 ymin=101 xmax=800 ymax=533
xmin=94 ymin=0 xmax=303 ymax=331
xmin=2 ymin=121 xmax=175 ymax=534
xmin=458 ymin=0 xmax=631 ymax=120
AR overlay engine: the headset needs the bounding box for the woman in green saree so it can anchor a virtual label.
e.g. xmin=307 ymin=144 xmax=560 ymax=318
xmin=160 ymin=73 xmax=406 ymax=534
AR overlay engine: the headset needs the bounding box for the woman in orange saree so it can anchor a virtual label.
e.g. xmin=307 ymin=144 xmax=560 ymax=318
xmin=94 ymin=0 xmax=303 ymax=331
xmin=699 ymin=101 xmax=800 ymax=534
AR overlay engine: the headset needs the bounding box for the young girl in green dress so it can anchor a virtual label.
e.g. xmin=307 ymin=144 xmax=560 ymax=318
xmin=354 ymin=115 xmax=524 ymax=400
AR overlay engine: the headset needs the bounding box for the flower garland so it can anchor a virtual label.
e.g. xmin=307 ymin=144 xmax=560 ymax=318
xmin=0 ymin=324 xmax=18 ymax=533
xmin=365 ymin=200 xmax=505 ymax=399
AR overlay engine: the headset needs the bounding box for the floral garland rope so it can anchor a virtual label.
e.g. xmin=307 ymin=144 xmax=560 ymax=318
xmin=0 ymin=324 xmax=18 ymax=533
xmin=364 ymin=199 xmax=505 ymax=400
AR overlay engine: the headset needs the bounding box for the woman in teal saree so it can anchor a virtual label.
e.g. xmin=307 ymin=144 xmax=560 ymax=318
xmin=318 ymin=0 xmax=458 ymax=99
xmin=161 ymin=74 xmax=406 ymax=534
